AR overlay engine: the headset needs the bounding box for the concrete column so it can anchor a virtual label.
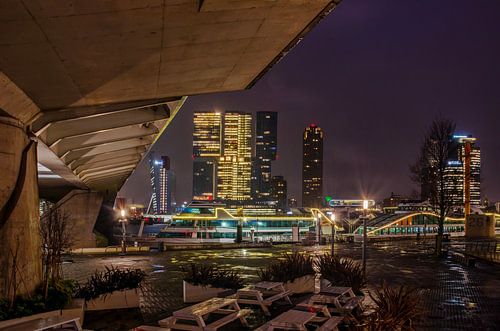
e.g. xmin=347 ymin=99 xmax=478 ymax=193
xmin=0 ymin=115 xmax=42 ymax=298
xmin=54 ymin=190 xmax=103 ymax=248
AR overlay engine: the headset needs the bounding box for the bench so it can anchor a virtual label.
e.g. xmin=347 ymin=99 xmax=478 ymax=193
xmin=133 ymin=326 xmax=169 ymax=331
xmin=341 ymin=296 xmax=364 ymax=311
xmin=263 ymin=290 xmax=293 ymax=306
xmin=317 ymin=316 xmax=343 ymax=331
xmin=204 ymin=309 xmax=251 ymax=331
xmin=450 ymin=251 xmax=476 ymax=267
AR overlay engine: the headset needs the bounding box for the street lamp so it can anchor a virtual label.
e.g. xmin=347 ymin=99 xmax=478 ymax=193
xmin=330 ymin=213 xmax=336 ymax=255
xmin=119 ymin=209 xmax=127 ymax=255
xmin=362 ymin=200 xmax=369 ymax=280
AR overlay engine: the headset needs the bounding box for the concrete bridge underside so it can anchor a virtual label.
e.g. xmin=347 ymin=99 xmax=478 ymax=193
xmin=0 ymin=0 xmax=340 ymax=297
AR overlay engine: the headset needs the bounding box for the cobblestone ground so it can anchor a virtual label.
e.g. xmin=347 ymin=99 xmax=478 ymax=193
xmin=63 ymin=239 xmax=500 ymax=330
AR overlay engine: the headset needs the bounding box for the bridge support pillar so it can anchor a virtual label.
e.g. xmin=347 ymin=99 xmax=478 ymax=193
xmin=54 ymin=190 xmax=104 ymax=248
xmin=0 ymin=115 xmax=42 ymax=298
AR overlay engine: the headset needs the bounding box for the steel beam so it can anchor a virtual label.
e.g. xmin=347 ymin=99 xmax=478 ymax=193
xmin=50 ymin=123 xmax=159 ymax=157
xmin=37 ymin=105 xmax=170 ymax=146
xmin=61 ymin=136 xmax=154 ymax=164
xmin=74 ymin=154 xmax=143 ymax=174
xmin=68 ymin=146 xmax=147 ymax=170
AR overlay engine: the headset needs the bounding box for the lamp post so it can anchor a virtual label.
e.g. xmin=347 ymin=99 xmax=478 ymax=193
xmin=330 ymin=213 xmax=336 ymax=255
xmin=362 ymin=200 xmax=369 ymax=280
xmin=119 ymin=209 xmax=127 ymax=255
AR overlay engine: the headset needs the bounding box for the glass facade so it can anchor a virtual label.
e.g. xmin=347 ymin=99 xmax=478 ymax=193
xmin=217 ymin=112 xmax=252 ymax=201
xmin=302 ymin=124 xmax=323 ymax=208
xmin=193 ymin=112 xmax=222 ymax=200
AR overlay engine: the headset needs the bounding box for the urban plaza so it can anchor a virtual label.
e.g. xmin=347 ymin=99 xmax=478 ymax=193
xmin=0 ymin=1 xmax=499 ymax=330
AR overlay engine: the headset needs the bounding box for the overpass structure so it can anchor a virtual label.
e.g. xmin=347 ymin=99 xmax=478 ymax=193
xmin=0 ymin=0 xmax=340 ymax=297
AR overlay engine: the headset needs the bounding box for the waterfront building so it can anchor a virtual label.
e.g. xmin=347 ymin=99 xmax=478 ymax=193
xmin=252 ymin=111 xmax=278 ymax=199
xmin=159 ymin=204 xmax=317 ymax=242
xmin=302 ymin=124 xmax=324 ymax=208
xmin=270 ymin=175 xmax=287 ymax=211
xmin=192 ymin=112 xmax=223 ymax=200
xmin=148 ymin=154 xmax=174 ymax=214
xmin=217 ymin=112 xmax=253 ymax=201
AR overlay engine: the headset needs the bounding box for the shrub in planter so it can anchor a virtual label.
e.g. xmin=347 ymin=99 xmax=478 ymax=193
xmin=366 ymin=282 xmax=423 ymax=330
xmin=182 ymin=264 xmax=244 ymax=289
xmin=182 ymin=264 xmax=244 ymax=303
xmin=258 ymin=253 xmax=315 ymax=293
xmin=0 ymin=279 xmax=77 ymax=321
xmin=315 ymin=254 xmax=365 ymax=294
xmin=75 ymin=266 xmax=145 ymax=302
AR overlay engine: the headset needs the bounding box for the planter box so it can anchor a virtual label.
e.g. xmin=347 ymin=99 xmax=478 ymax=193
xmin=85 ymin=289 xmax=140 ymax=311
xmin=284 ymin=275 xmax=315 ymax=294
xmin=183 ymin=281 xmax=231 ymax=303
xmin=0 ymin=299 xmax=84 ymax=329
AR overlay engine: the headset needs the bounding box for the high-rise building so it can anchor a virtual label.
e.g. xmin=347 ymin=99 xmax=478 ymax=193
xmin=148 ymin=154 xmax=175 ymax=214
xmin=253 ymin=112 xmax=278 ymax=199
xmin=302 ymin=124 xmax=324 ymax=208
xmin=444 ymin=135 xmax=481 ymax=213
xmin=192 ymin=112 xmax=222 ymax=200
xmin=217 ymin=112 xmax=252 ymax=201
xmin=270 ymin=175 xmax=287 ymax=211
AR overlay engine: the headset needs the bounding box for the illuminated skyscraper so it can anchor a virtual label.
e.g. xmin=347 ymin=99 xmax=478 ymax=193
xmin=192 ymin=112 xmax=222 ymax=200
xmin=148 ymin=154 xmax=175 ymax=214
xmin=302 ymin=124 xmax=324 ymax=208
xmin=252 ymin=111 xmax=278 ymax=199
xmin=444 ymin=135 xmax=481 ymax=213
xmin=270 ymin=175 xmax=287 ymax=211
xmin=217 ymin=112 xmax=252 ymax=201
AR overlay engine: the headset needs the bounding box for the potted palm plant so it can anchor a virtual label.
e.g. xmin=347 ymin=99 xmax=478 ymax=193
xmin=315 ymin=254 xmax=365 ymax=294
xmin=258 ymin=253 xmax=315 ymax=294
xmin=182 ymin=264 xmax=244 ymax=303
xmin=75 ymin=266 xmax=145 ymax=310
xmin=365 ymin=282 xmax=423 ymax=330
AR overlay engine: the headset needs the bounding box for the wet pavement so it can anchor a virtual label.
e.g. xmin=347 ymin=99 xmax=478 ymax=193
xmin=63 ymin=239 xmax=500 ymax=330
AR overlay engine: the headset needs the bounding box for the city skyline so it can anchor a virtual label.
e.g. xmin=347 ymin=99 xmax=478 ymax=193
xmin=120 ymin=0 xmax=500 ymax=206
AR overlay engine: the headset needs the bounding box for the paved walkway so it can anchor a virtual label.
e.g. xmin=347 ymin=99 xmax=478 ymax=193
xmin=63 ymin=239 xmax=500 ymax=330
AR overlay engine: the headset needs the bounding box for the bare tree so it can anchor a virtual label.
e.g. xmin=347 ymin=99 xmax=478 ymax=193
xmin=410 ymin=117 xmax=457 ymax=255
xmin=39 ymin=208 xmax=73 ymax=297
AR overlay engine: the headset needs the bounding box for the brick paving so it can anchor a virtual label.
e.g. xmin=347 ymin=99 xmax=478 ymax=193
xmin=63 ymin=240 xmax=500 ymax=330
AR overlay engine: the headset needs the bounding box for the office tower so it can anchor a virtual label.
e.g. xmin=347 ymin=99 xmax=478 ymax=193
xmin=217 ymin=112 xmax=252 ymax=201
xmin=148 ymin=154 xmax=174 ymax=214
xmin=302 ymin=124 xmax=324 ymax=208
xmin=253 ymin=112 xmax=278 ymax=199
xmin=444 ymin=135 xmax=481 ymax=213
xmin=192 ymin=112 xmax=222 ymax=200
xmin=270 ymin=175 xmax=287 ymax=211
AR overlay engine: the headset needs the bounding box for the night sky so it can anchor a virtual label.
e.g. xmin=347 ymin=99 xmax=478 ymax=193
xmin=120 ymin=0 xmax=500 ymax=206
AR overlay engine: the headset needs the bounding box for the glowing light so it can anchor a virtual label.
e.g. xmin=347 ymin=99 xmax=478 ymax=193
xmin=120 ymin=209 xmax=126 ymax=217
xmin=363 ymin=200 xmax=369 ymax=210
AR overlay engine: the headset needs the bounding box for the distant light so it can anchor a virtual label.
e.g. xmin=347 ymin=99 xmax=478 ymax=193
xmin=453 ymin=135 xmax=468 ymax=138
xmin=325 ymin=196 xmax=333 ymax=202
xmin=363 ymin=200 xmax=369 ymax=210
xmin=120 ymin=209 xmax=126 ymax=217
xmin=221 ymin=222 xmax=228 ymax=227
xmin=154 ymin=160 xmax=162 ymax=166
xmin=330 ymin=213 xmax=336 ymax=222
xmin=448 ymin=160 xmax=462 ymax=166
xmin=286 ymin=211 xmax=293 ymax=215
xmin=257 ymin=221 xmax=263 ymax=226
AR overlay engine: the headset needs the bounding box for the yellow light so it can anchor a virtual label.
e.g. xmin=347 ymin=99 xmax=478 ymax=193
xmin=120 ymin=209 xmax=126 ymax=217
xmin=363 ymin=200 xmax=369 ymax=210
